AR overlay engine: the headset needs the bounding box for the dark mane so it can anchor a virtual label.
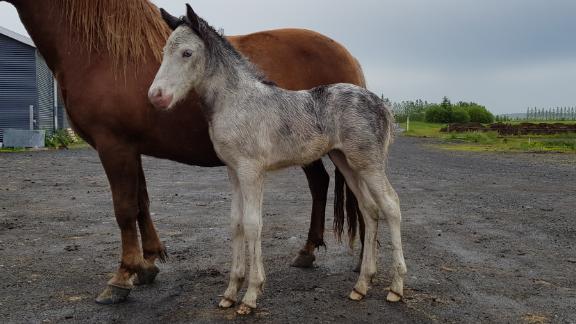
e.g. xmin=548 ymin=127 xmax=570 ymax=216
xmin=181 ymin=15 xmax=272 ymax=85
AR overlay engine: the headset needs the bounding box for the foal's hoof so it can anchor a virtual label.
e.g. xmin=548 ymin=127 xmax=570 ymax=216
xmin=386 ymin=290 xmax=402 ymax=302
xmin=95 ymin=285 xmax=131 ymax=305
xmin=134 ymin=265 xmax=160 ymax=285
xmin=291 ymin=251 xmax=315 ymax=268
xmin=236 ymin=303 xmax=254 ymax=315
xmin=349 ymin=288 xmax=365 ymax=301
xmin=218 ymin=297 xmax=235 ymax=309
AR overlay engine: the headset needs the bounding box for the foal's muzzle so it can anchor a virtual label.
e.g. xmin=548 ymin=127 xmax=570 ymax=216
xmin=148 ymin=87 xmax=174 ymax=109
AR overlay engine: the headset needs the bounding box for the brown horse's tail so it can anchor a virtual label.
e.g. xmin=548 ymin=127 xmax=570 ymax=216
xmin=333 ymin=56 xmax=366 ymax=248
xmin=333 ymin=170 xmax=363 ymax=248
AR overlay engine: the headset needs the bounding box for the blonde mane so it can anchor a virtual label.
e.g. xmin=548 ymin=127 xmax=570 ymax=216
xmin=56 ymin=0 xmax=170 ymax=66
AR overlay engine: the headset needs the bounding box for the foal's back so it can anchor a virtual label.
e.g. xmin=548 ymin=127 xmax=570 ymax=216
xmin=211 ymin=82 xmax=393 ymax=171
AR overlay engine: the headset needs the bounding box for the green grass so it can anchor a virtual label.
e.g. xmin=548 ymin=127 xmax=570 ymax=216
xmin=0 ymin=142 xmax=89 ymax=153
xmin=401 ymin=121 xmax=444 ymax=137
xmin=0 ymin=147 xmax=28 ymax=153
xmin=400 ymin=121 xmax=576 ymax=153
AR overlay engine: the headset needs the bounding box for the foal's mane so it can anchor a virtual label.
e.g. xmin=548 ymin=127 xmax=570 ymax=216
xmin=56 ymin=0 xmax=170 ymax=67
xmin=181 ymin=13 xmax=270 ymax=84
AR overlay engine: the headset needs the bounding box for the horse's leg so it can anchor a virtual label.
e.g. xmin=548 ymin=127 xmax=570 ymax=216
xmin=291 ymin=160 xmax=329 ymax=268
xmin=95 ymin=144 xmax=147 ymax=304
xmin=235 ymin=166 xmax=266 ymax=315
xmin=328 ymin=151 xmax=379 ymax=300
xmin=219 ymin=167 xmax=246 ymax=308
xmin=364 ymin=172 xmax=406 ymax=302
xmin=133 ymin=157 xmax=166 ymax=285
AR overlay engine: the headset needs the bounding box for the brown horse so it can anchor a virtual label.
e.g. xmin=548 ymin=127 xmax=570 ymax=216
xmin=5 ymin=0 xmax=364 ymax=303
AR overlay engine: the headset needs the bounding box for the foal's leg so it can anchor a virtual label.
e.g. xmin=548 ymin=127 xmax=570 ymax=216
xmin=134 ymin=157 xmax=166 ymax=285
xmin=292 ymin=160 xmax=329 ymax=268
xmin=219 ymin=167 xmax=246 ymax=308
xmin=236 ymin=166 xmax=266 ymax=315
xmin=363 ymin=173 xmax=407 ymax=302
xmin=329 ymin=152 xmax=379 ymax=300
xmin=95 ymin=144 xmax=146 ymax=304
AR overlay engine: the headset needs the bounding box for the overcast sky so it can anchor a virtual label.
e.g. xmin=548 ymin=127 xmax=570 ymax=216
xmin=1 ymin=0 xmax=575 ymax=114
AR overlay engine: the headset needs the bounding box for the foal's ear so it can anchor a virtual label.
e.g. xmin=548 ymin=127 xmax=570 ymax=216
xmin=160 ymin=8 xmax=180 ymax=30
xmin=185 ymin=3 xmax=202 ymax=35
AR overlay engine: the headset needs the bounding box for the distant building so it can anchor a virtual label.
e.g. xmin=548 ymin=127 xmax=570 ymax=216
xmin=0 ymin=26 xmax=68 ymax=143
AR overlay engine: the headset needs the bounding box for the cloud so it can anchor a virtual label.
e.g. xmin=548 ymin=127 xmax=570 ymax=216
xmin=1 ymin=0 xmax=574 ymax=114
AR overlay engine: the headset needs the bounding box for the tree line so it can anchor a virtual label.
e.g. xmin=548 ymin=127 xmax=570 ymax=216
xmin=390 ymin=96 xmax=494 ymax=124
xmin=525 ymin=107 xmax=576 ymax=121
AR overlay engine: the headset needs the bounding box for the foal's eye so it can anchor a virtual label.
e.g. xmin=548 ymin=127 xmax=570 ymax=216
xmin=182 ymin=50 xmax=192 ymax=58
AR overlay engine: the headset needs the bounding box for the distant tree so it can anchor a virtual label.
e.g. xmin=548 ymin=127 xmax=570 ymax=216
xmin=451 ymin=107 xmax=471 ymax=123
xmin=425 ymin=104 xmax=450 ymax=123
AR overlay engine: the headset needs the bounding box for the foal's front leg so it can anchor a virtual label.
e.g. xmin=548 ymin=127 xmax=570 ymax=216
xmin=235 ymin=166 xmax=266 ymax=315
xmin=219 ymin=168 xmax=246 ymax=308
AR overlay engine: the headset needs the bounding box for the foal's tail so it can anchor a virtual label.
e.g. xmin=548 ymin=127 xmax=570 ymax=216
xmin=333 ymin=57 xmax=367 ymax=248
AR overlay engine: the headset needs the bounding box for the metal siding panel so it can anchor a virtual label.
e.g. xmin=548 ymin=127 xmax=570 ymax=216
xmin=0 ymin=34 xmax=36 ymax=142
xmin=36 ymin=51 xmax=54 ymax=134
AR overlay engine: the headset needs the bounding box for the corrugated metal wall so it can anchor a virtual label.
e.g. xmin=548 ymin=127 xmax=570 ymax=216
xmin=0 ymin=34 xmax=37 ymax=142
xmin=35 ymin=51 xmax=55 ymax=134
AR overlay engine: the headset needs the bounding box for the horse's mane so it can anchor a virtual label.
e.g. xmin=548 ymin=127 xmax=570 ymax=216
xmin=182 ymin=14 xmax=270 ymax=85
xmin=56 ymin=0 xmax=170 ymax=67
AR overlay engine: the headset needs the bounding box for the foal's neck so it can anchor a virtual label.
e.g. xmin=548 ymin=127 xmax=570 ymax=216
xmin=196 ymin=58 xmax=268 ymax=114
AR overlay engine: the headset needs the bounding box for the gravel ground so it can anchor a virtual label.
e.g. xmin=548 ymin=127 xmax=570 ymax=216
xmin=0 ymin=136 xmax=575 ymax=323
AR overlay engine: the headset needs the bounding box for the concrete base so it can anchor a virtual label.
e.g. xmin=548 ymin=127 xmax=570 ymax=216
xmin=3 ymin=129 xmax=45 ymax=148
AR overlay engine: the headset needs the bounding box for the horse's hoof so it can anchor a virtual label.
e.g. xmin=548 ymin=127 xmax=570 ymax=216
xmin=219 ymin=297 xmax=235 ymax=308
xmin=349 ymin=289 xmax=365 ymax=301
xmin=386 ymin=290 xmax=402 ymax=302
xmin=95 ymin=285 xmax=131 ymax=305
xmin=236 ymin=303 xmax=254 ymax=315
xmin=134 ymin=265 xmax=160 ymax=285
xmin=291 ymin=251 xmax=315 ymax=268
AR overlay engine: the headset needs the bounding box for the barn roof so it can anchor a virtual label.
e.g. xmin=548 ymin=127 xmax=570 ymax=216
xmin=0 ymin=25 xmax=35 ymax=48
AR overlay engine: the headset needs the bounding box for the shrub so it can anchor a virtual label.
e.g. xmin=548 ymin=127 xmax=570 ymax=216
xmin=450 ymin=107 xmax=471 ymax=123
xmin=45 ymin=129 xmax=80 ymax=148
xmin=466 ymin=105 xmax=494 ymax=123
xmin=425 ymin=105 xmax=450 ymax=123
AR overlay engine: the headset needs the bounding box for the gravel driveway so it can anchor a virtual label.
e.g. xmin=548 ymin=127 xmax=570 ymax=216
xmin=0 ymin=136 xmax=574 ymax=323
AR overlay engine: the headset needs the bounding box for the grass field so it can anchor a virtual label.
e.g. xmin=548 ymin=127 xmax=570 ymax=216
xmin=400 ymin=121 xmax=576 ymax=153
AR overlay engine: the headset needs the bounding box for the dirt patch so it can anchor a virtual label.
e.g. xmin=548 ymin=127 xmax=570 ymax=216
xmin=0 ymin=137 xmax=575 ymax=323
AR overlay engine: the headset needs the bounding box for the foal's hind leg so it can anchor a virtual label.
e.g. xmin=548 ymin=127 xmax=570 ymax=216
xmin=328 ymin=151 xmax=379 ymax=300
xmin=363 ymin=174 xmax=407 ymax=302
xmin=219 ymin=167 xmax=246 ymax=308
xmin=292 ymin=160 xmax=329 ymax=268
xmin=134 ymin=157 xmax=166 ymax=285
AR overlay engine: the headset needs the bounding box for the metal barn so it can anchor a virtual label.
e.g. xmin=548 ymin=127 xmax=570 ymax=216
xmin=0 ymin=26 xmax=68 ymax=144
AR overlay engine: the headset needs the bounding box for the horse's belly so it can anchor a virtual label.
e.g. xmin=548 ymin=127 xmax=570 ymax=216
xmin=266 ymin=137 xmax=330 ymax=171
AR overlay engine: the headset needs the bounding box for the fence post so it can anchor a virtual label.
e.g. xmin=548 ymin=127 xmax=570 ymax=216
xmin=406 ymin=115 xmax=410 ymax=132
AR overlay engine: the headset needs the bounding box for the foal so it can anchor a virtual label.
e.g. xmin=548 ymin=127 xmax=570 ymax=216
xmin=149 ymin=5 xmax=407 ymax=314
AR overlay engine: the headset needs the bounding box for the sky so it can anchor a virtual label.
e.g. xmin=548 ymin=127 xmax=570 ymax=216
xmin=1 ymin=0 xmax=575 ymax=114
